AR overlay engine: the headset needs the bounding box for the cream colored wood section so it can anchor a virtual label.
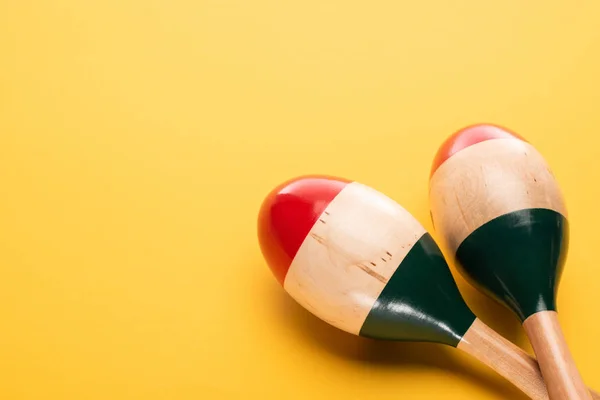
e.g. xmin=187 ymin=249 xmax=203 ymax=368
xmin=429 ymin=138 xmax=567 ymax=254
xmin=283 ymin=182 xmax=427 ymax=335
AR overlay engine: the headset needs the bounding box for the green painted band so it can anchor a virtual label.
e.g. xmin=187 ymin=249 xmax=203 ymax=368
xmin=455 ymin=208 xmax=568 ymax=321
xmin=360 ymin=233 xmax=476 ymax=347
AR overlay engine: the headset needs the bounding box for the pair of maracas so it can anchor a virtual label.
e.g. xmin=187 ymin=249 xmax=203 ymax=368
xmin=257 ymin=124 xmax=595 ymax=400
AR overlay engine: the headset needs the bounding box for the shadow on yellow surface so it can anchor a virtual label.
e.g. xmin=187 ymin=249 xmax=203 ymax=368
xmin=261 ymin=276 xmax=530 ymax=399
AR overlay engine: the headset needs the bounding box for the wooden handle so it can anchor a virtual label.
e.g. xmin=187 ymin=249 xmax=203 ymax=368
xmin=523 ymin=311 xmax=591 ymax=400
xmin=458 ymin=318 xmax=549 ymax=399
xmin=458 ymin=318 xmax=600 ymax=400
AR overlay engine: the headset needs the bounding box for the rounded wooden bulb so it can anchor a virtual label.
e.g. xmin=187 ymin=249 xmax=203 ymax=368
xmin=429 ymin=124 xmax=567 ymax=321
xmin=258 ymin=175 xmax=475 ymax=345
xmin=429 ymin=124 xmax=592 ymax=400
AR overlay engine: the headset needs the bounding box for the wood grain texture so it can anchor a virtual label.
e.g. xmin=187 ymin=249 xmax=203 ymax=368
xmin=283 ymin=182 xmax=426 ymax=335
xmin=459 ymin=318 xmax=549 ymax=400
xmin=459 ymin=319 xmax=600 ymax=399
xmin=429 ymin=138 xmax=567 ymax=254
xmin=430 ymin=123 xmax=528 ymax=177
xmin=257 ymin=176 xmax=348 ymax=285
xmin=523 ymin=311 xmax=591 ymax=400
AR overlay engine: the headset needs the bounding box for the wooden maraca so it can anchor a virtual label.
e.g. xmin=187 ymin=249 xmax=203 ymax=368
xmin=429 ymin=124 xmax=591 ymax=400
xmin=258 ymin=175 xmax=598 ymax=399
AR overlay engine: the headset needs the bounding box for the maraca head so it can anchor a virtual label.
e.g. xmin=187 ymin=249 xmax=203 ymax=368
xmin=258 ymin=175 xmax=475 ymax=346
xmin=429 ymin=124 xmax=569 ymax=321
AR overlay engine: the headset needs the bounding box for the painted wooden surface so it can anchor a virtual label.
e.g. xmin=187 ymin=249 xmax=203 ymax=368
xmin=430 ymin=124 xmax=528 ymax=178
xmin=455 ymin=208 xmax=568 ymax=320
xmin=360 ymin=233 xmax=475 ymax=346
xmin=430 ymin=126 xmax=590 ymax=399
xmin=260 ymin=176 xmax=477 ymax=341
xmin=430 ymin=138 xmax=567 ymax=254
xmin=282 ymin=181 xmax=426 ymax=335
xmin=523 ymin=311 xmax=592 ymax=400
xmin=258 ymin=176 xmax=349 ymax=284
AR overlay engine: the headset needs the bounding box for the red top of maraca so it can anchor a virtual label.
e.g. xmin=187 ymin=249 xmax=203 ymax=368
xmin=258 ymin=176 xmax=349 ymax=285
xmin=430 ymin=124 xmax=527 ymax=178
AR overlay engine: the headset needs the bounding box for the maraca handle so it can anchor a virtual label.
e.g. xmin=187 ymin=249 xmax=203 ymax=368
xmin=458 ymin=318 xmax=548 ymax=399
xmin=458 ymin=319 xmax=599 ymax=400
xmin=523 ymin=311 xmax=592 ymax=400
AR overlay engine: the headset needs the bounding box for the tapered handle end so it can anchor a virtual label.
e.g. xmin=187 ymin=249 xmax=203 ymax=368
xmin=523 ymin=311 xmax=591 ymax=400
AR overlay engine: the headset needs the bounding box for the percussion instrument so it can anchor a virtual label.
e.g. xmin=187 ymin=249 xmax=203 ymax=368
xmin=258 ymin=175 xmax=598 ymax=399
xmin=429 ymin=124 xmax=591 ymax=399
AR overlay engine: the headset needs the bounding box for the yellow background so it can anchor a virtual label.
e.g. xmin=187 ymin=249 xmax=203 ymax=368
xmin=1 ymin=1 xmax=599 ymax=399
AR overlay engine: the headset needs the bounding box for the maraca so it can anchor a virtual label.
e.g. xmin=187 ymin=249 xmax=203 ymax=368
xmin=258 ymin=175 xmax=598 ymax=399
xmin=429 ymin=124 xmax=590 ymax=399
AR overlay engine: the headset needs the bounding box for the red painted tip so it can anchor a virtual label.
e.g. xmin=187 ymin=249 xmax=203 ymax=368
xmin=257 ymin=175 xmax=350 ymax=285
xmin=430 ymin=124 xmax=527 ymax=178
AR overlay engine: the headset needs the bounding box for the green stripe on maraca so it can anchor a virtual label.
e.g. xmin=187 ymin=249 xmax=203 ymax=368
xmin=455 ymin=208 xmax=568 ymax=321
xmin=360 ymin=233 xmax=475 ymax=346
